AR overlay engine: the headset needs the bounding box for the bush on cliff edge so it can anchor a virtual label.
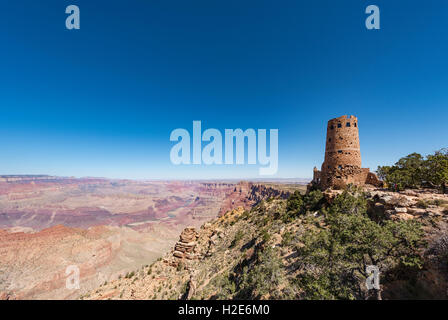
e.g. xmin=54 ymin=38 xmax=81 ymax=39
xmin=295 ymin=189 xmax=425 ymax=300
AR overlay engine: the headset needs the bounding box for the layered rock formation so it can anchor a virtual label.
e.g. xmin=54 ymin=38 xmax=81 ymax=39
xmin=172 ymin=227 xmax=199 ymax=262
xmin=0 ymin=178 xmax=258 ymax=299
xmin=218 ymin=182 xmax=290 ymax=216
xmin=83 ymin=183 xmax=300 ymax=300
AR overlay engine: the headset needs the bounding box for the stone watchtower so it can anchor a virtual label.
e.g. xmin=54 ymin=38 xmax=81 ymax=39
xmin=312 ymin=115 xmax=381 ymax=190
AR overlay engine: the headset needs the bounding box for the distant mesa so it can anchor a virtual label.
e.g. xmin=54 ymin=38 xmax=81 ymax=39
xmin=0 ymin=175 xmax=58 ymax=183
xmin=0 ymin=175 xmax=105 ymax=183
xmin=311 ymin=115 xmax=382 ymax=190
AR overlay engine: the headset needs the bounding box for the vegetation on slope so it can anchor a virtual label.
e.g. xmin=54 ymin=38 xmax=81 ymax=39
xmin=197 ymin=187 xmax=425 ymax=300
xmin=86 ymin=185 xmax=435 ymax=300
xmin=294 ymin=187 xmax=425 ymax=300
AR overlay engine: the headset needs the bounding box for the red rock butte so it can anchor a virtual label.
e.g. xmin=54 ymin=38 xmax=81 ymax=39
xmin=312 ymin=115 xmax=381 ymax=190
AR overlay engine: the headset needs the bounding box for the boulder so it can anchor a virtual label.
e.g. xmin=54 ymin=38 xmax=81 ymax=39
xmin=426 ymin=209 xmax=443 ymax=217
xmin=408 ymin=208 xmax=426 ymax=216
xmin=385 ymin=210 xmax=396 ymax=219
xmin=402 ymin=190 xmax=418 ymax=196
xmin=378 ymin=195 xmax=393 ymax=205
xmin=392 ymin=213 xmax=415 ymax=221
xmin=173 ymin=250 xmax=184 ymax=259
xmin=390 ymin=195 xmax=415 ymax=207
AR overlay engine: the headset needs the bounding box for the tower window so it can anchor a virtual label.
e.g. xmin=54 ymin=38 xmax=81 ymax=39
xmin=330 ymin=125 xmax=334 ymax=130
xmin=354 ymin=122 xmax=357 ymax=127
xmin=346 ymin=122 xmax=351 ymax=127
xmin=338 ymin=150 xmax=342 ymax=154
xmin=338 ymin=165 xmax=342 ymax=169
xmin=329 ymin=138 xmax=332 ymax=142
xmin=337 ymin=123 xmax=342 ymax=128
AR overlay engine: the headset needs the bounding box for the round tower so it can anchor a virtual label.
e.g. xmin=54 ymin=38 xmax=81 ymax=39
xmin=322 ymin=115 xmax=361 ymax=169
xmin=320 ymin=115 xmax=362 ymax=188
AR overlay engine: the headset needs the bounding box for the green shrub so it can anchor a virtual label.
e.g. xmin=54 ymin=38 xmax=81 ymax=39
xmin=215 ymin=273 xmax=236 ymax=299
xmin=378 ymin=149 xmax=448 ymax=192
xmin=302 ymin=190 xmax=324 ymax=212
xmin=286 ymin=191 xmax=304 ymax=214
xmin=281 ymin=231 xmax=294 ymax=247
xmin=432 ymin=199 xmax=448 ymax=206
xmin=296 ymin=189 xmax=425 ymax=300
xmin=230 ymin=230 xmax=244 ymax=248
xmin=417 ymin=198 xmax=448 ymax=208
xmin=261 ymin=228 xmax=271 ymax=243
xmin=241 ymin=210 xmax=250 ymax=220
xmin=417 ymin=199 xmax=429 ymax=208
xmin=238 ymin=247 xmax=284 ymax=299
xmin=283 ymin=190 xmax=325 ymax=222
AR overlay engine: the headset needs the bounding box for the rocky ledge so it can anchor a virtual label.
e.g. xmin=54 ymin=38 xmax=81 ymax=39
xmin=324 ymin=187 xmax=448 ymax=221
xmin=367 ymin=188 xmax=448 ymax=221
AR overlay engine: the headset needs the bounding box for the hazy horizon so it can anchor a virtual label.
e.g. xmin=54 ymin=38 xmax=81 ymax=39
xmin=0 ymin=174 xmax=313 ymax=182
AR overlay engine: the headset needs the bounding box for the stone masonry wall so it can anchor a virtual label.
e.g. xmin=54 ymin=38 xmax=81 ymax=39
xmin=312 ymin=115 xmax=382 ymax=190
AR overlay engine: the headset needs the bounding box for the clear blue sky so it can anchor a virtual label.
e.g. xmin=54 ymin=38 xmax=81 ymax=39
xmin=0 ymin=0 xmax=447 ymax=179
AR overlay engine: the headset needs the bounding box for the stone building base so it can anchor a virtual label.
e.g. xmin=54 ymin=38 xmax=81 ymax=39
xmin=312 ymin=165 xmax=382 ymax=190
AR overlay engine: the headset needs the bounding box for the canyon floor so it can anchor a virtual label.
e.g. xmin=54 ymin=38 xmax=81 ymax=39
xmin=0 ymin=176 xmax=289 ymax=299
